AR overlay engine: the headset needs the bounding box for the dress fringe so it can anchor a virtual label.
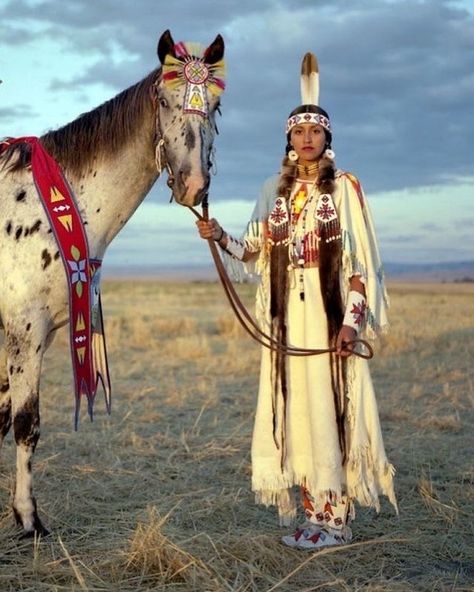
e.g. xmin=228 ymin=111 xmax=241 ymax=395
xmin=253 ymin=451 xmax=397 ymax=526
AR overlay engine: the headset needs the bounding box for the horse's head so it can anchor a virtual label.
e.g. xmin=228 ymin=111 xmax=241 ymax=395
xmin=155 ymin=30 xmax=225 ymax=207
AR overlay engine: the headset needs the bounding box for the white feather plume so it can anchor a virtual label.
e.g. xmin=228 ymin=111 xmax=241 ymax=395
xmin=300 ymin=52 xmax=319 ymax=105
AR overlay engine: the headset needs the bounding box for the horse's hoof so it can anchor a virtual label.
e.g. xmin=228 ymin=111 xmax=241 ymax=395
xmin=19 ymin=524 xmax=50 ymax=539
xmin=14 ymin=512 xmax=50 ymax=539
xmin=14 ymin=498 xmax=50 ymax=539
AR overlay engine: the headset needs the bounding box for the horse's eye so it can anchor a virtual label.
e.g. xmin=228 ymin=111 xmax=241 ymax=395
xmin=159 ymin=97 xmax=168 ymax=108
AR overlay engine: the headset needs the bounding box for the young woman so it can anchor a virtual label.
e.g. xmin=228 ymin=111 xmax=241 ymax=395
xmin=197 ymin=53 xmax=397 ymax=550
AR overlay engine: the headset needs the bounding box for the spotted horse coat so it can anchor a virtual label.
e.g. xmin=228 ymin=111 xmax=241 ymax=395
xmin=0 ymin=29 xmax=225 ymax=536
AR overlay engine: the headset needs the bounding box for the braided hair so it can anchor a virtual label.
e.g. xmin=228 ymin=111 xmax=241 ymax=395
xmin=269 ymin=105 xmax=346 ymax=462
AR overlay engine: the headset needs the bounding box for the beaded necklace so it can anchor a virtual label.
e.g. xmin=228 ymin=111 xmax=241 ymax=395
xmin=289 ymin=179 xmax=319 ymax=300
xmin=297 ymin=161 xmax=319 ymax=177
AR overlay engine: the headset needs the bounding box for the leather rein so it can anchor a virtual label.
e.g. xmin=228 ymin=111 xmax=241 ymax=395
xmin=187 ymin=199 xmax=373 ymax=360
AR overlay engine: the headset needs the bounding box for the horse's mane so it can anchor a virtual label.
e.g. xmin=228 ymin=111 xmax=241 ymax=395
xmin=2 ymin=68 xmax=160 ymax=176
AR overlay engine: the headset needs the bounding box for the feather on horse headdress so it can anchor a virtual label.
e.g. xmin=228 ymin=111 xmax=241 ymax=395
xmin=286 ymin=52 xmax=331 ymax=134
xmin=162 ymin=41 xmax=226 ymax=117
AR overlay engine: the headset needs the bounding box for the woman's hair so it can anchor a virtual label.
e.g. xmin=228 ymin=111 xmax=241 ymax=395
xmin=270 ymin=107 xmax=346 ymax=461
xmin=272 ymin=143 xmax=341 ymax=343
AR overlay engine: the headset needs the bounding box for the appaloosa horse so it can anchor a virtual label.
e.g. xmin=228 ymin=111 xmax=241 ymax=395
xmin=0 ymin=30 xmax=225 ymax=536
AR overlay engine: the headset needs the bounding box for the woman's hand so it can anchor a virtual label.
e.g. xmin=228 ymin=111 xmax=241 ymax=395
xmin=196 ymin=218 xmax=224 ymax=241
xmin=336 ymin=325 xmax=357 ymax=357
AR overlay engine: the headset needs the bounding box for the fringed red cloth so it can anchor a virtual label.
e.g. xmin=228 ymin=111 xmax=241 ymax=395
xmin=0 ymin=136 xmax=111 ymax=427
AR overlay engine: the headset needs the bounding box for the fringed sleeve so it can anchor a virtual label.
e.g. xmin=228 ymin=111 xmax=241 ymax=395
xmin=335 ymin=173 xmax=397 ymax=513
xmin=220 ymin=176 xmax=279 ymax=282
xmin=336 ymin=172 xmax=389 ymax=340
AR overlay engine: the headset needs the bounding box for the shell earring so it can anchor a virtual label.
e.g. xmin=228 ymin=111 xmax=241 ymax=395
xmin=288 ymin=149 xmax=299 ymax=162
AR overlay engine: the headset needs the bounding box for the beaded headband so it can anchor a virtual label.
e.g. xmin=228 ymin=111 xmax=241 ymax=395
xmin=286 ymin=111 xmax=331 ymax=134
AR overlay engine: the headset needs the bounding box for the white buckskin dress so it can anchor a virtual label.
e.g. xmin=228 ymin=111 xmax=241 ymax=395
xmin=223 ymin=170 xmax=397 ymax=525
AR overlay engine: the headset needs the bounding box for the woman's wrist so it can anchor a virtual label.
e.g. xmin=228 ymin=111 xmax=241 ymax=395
xmin=219 ymin=231 xmax=227 ymax=246
xmin=214 ymin=226 xmax=225 ymax=242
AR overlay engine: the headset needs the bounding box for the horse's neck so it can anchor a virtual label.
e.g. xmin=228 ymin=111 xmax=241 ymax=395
xmin=72 ymin=120 xmax=160 ymax=259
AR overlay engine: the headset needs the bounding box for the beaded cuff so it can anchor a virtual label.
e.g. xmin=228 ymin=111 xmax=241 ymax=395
xmin=343 ymin=290 xmax=366 ymax=332
xmin=224 ymin=235 xmax=246 ymax=260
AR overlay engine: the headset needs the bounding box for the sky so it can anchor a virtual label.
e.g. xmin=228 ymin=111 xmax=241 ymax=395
xmin=1 ymin=0 xmax=473 ymax=270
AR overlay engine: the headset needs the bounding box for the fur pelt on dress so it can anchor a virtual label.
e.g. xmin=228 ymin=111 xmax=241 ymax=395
xmin=270 ymin=154 xmax=347 ymax=464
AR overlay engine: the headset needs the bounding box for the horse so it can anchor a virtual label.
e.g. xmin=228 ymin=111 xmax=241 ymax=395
xmin=0 ymin=29 xmax=225 ymax=537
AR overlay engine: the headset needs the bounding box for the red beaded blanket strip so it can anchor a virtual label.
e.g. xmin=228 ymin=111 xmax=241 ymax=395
xmin=1 ymin=137 xmax=105 ymax=427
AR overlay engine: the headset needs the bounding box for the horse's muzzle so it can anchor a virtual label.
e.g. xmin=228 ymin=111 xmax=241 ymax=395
xmin=172 ymin=170 xmax=210 ymax=206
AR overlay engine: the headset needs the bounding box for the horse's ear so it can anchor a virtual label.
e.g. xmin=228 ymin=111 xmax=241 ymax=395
xmin=204 ymin=34 xmax=225 ymax=65
xmin=158 ymin=30 xmax=176 ymax=64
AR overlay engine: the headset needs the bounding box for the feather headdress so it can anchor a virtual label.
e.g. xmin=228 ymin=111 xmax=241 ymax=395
xmin=300 ymin=52 xmax=319 ymax=105
xmin=286 ymin=51 xmax=331 ymax=134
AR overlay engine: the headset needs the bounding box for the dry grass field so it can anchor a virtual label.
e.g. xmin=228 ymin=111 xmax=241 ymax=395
xmin=0 ymin=279 xmax=473 ymax=591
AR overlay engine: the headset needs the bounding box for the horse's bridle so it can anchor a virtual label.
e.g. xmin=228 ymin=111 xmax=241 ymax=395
xmin=150 ymin=74 xmax=218 ymax=200
xmin=150 ymin=76 xmax=176 ymax=195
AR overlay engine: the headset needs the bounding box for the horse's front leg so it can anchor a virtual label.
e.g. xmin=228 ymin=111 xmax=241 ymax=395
xmin=0 ymin=346 xmax=12 ymax=450
xmin=6 ymin=322 xmax=49 ymax=537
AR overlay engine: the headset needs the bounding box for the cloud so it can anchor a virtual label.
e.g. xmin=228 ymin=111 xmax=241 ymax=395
xmin=2 ymin=0 xmax=472 ymax=193
xmin=0 ymin=105 xmax=36 ymax=121
xmin=419 ymin=223 xmax=444 ymax=232
xmin=453 ymin=217 xmax=474 ymax=228
xmin=382 ymin=233 xmax=422 ymax=243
